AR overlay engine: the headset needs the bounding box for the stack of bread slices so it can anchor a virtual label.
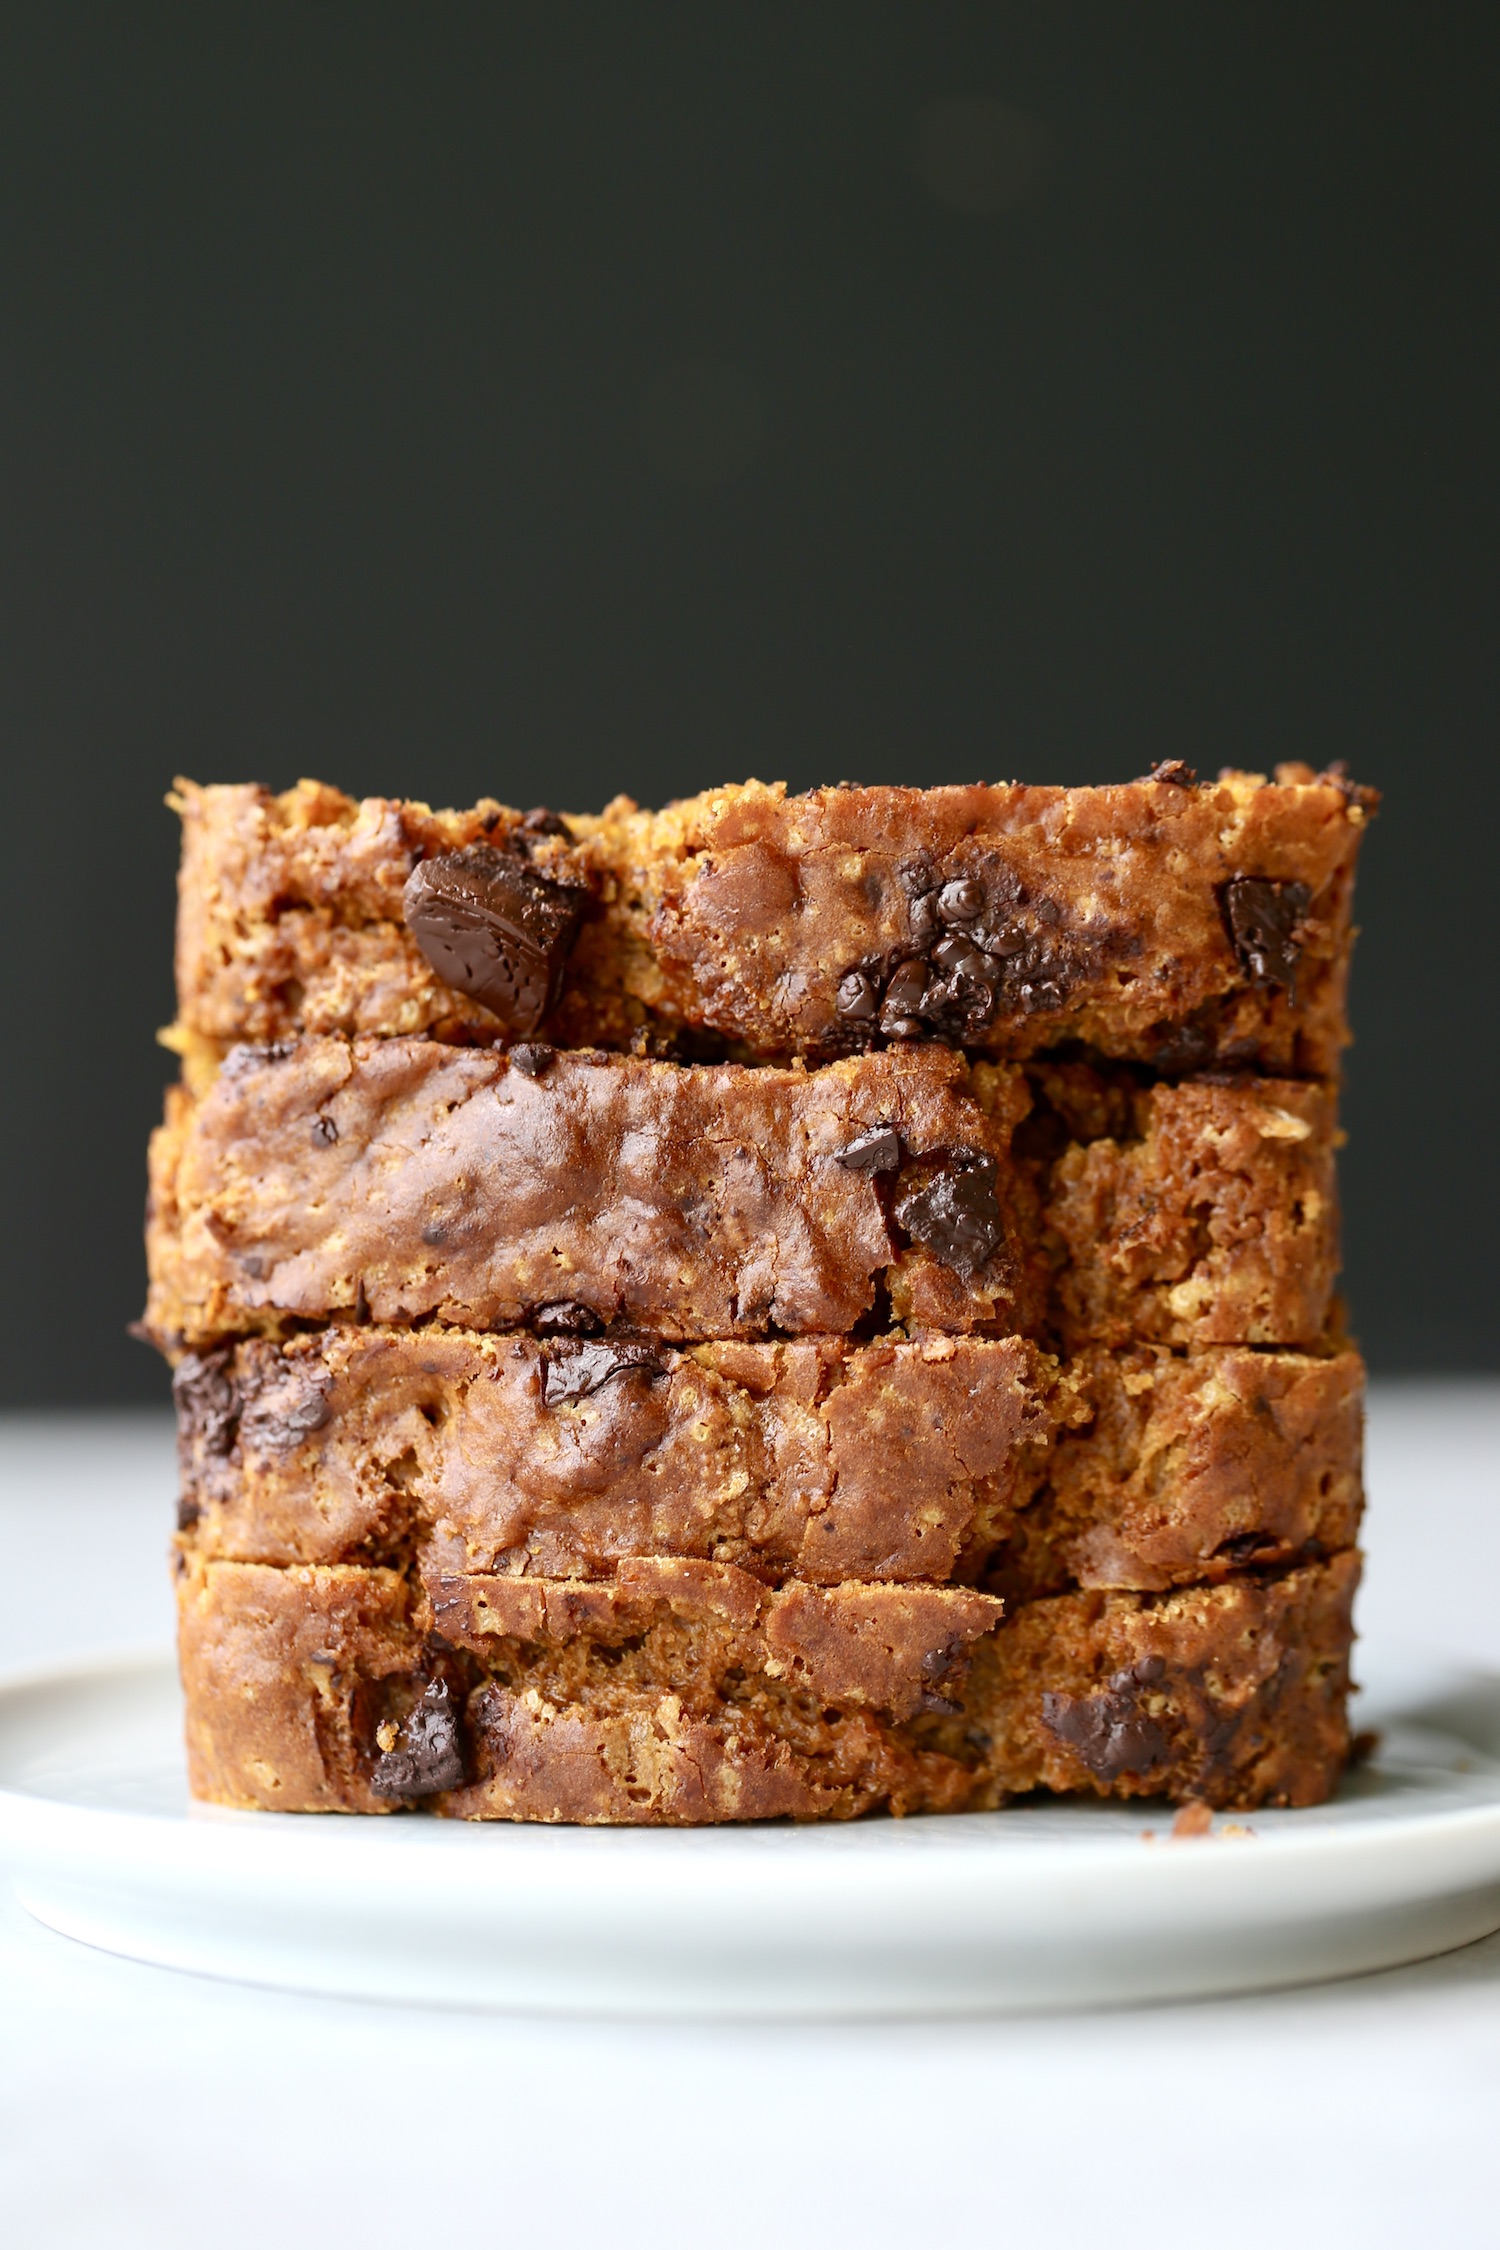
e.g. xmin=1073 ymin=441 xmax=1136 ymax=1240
xmin=143 ymin=763 xmax=1373 ymax=1822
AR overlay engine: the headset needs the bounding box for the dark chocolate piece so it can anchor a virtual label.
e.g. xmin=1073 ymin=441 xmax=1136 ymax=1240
xmin=1040 ymin=1661 xmax=1171 ymax=1780
xmin=172 ymin=1349 xmax=239 ymax=1460
xmin=509 ymin=1042 xmax=555 ymax=1078
xmin=894 ymin=1155 xmax=1006 ymax=1279
xmin=533 ymin=1300 xmax=602 ymax=1335
xmin=311 ymin=1114 xmax=339 ymax=1146
xmin=836 ymin=970 xmax=878 ymax=1022
xmin=238 ymin=1372 xmax=333 ymax=1454
xmin=370 ymin=1677 xmax=466 ymax=1797
xmin=541 ymin=1338 xmax=665 ymax=1407
xmin=518 ymin=806 xmax=574 ymax=841
xmin=1221 ymin=878 xmax=1311 ymax=991
xmin=402 ymin=845 xmax=584 ymax=1035
xmin=834 ymin=1125 xmax=903 ymax=1174
xmin=1141 ymin=759 xmax=1198 ymax=787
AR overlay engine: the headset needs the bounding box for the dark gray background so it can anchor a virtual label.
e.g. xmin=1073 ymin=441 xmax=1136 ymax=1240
xmin=0 ymin=3 xmax=1494 ymax=1402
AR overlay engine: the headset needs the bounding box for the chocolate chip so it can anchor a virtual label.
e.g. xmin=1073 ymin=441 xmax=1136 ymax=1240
xmin=509 ymin=1042 xmax=555 ymax=1078
xmin=894 ymin=1155 xmax=1006 ymax=1280
xmin=1221 ymin=877 xmax=1311 ymax=990
xmin=836 ymin=970 xmax=878 ymax=1022
xmin=239 ymin=1374 xmax=333 ymax=1454
xmin=930 ymin=934 xmax=986 ymax=979
xmin=402 ymin=844 xmax=585 ymax=1034
xmin=916 ymin=1636 xmax=970 ymax=1715
xmin=518 ymin=806 xmax=574 ymax=841
xmin=534 ymin=1300 xmax=602 ymax=1335
xmin=884 ymin=1016 xmax=924 ymax=1040
xmin=882 ymin=958 xmax=929 ymax=1019
xmin=1040 ymin=1669 xmax=1171 ymax=1780
xmin=937 ymin=879 xmax=984 ymax=924
xmin=370 ymin=1677 xmax=466 ymax=1798
xmin=176 ymin=1495 xmax=202 ymax=1533
xmin=1141 ymin=759 xmax=1198 ymax=786
xmin=541 ymin=1338 xmax=665 ymax=1406
xmin=172 ymin=1349 xmax=240 ymax=1460
xmin=834 ymin=1125 xmax=903 ymax=1174
xmin=311 ymin=1114 xmax=339 ymax=1146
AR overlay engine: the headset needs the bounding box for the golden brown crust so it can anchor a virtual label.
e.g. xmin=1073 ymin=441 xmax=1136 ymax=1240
xmin=177 ymin=1553 xmax=1356 ymax=1821
xmin=173 ymin=1328 xmax=1363 ymax=1603
xmin=169 ymin=770 xmax=1371 ymax=1076
xmin=143 ymin=1040 xmax=1339 ymax=1353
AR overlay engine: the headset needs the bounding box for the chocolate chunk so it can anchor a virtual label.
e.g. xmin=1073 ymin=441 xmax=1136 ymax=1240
xmin=238 ymin=1372 xmax=333 ymax=1455
xmin=1221 ymin=877 xmax=1311 ymax=990
xmin=541 ymin=1338 xmax=665 ymax=1406
xmin=402 ymin=845 xmax=584 ymax=1034
xmin=509 ymin=1042 xmax=555 ymax=1078
xmin=534 ymin=1300 xmax=602 ymax=1335
xmin=1040 ymin=1668 xmax=1171 ymax=1780
xmin=937 ymin=879 xmax=984 ymax=924
xmin=176 ymin=1494 xmax=202 ymax=1533
xmin=370 ymin=1677 xmax=466 ymax=1798
xmin=917 ymin=1637 xmax=970 ymax=1715
xmin=930 ymin=934 xmax=986 ymax=979
xmin=518 ymin=806 xmax=574 ymax=841
xmin=894 ymin=1155 xmax=1006 ymax=1279
xmin=882 ymin=959 xmax=929 ymax=1021
xmin=834 ymin=1125 xmax=903 ymax=1174
xmin=1141 ymin=759 xmax=1198 ymax=787
xmin=311 ymin=1114 xmax=339 ymax=1146
xmin=836 ymin=970 xmax=878 ymax=1022
xmin=172 ymin=1349 xmax=239 ymax=1460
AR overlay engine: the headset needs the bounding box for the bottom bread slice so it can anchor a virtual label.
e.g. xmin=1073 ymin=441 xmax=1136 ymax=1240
xmin=178 ymin=1550 xmax=1357 ymax=1822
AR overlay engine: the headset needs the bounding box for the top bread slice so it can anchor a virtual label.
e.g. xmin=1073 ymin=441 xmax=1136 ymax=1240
xmin=168 ymin=765 xmax=1374 ymax=1086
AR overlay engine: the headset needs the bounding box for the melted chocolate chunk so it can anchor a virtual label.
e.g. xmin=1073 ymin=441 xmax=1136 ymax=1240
xmin=937 ymin=878 xmax=984 ymax=924
xmin=833 ymin=864 xmax=1104 ymax=1046
xmin=1221 ymin=877 xmax=1311 ymax=990
xmin=402 ymin=845 xmax=585 ymax=1034
xmin=370 ymin=1677 xmax=466 ymax=1798
xmin=1041 ymin=1661 xmax=1171 ymax=1780
xmin=836 ymin=970 xmax=878 ymax=1023
xmin=834 ymin=1125 xmax=903 ymax=1174
xmin=541 ymin=1338 xmax=665 ymax=1406
xmin=534 ymin=1300 xmax=602 ymax=1335
xmin=916 ymin=1636 xmax=971 ymax=1716
xmin=518 ymin=806 xmax=574 ymax=841
xmin=894 ymin=1155 xmax=1006 ymax=1279
xmin=311 ymin=1113 xmax=339 ymax=1146
xmin=172 ymin=1349 xmax=239 ymax=1460
xmin=1141 ymin=759 xmax=1198 ymax=786
xmin=238 ymin=1372 xmax=333 ymax=1455
xmin=509 ymin=1042 xmax=555 ymax=1078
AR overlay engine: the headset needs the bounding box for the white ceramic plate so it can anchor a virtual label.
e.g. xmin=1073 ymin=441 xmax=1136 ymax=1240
xmin=1 ymin=1642 xmax=1499 ymax=2018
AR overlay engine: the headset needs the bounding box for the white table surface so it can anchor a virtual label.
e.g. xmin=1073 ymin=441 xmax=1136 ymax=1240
xmin=1 ymin=1383 xmax=1497 ymax=2250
